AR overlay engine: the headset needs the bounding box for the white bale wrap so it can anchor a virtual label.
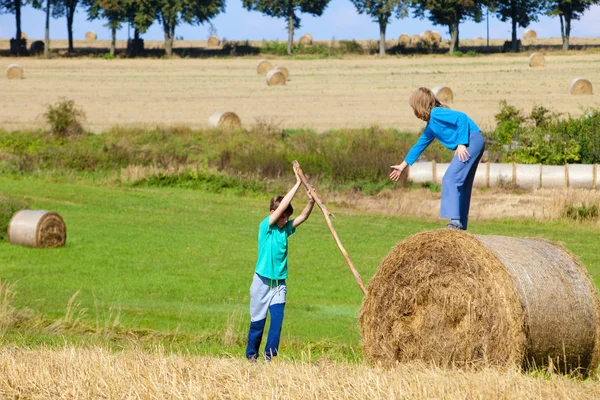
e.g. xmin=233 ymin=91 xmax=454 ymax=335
xmin=8 ymin=210 xmax=66 ymax=248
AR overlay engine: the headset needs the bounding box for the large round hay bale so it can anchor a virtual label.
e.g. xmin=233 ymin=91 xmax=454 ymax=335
xmin=432 ymin=85 xmax=454 ymax=103
xmin=29 ymin=40 xmax=45 ymax=55
xmin=529 ymin=52 xmax=545 ymax=67
xmin=6 ymin=64 xmax=23 ymax=80
xmin=398 ymin=34 xmax=411 ymax=46
xmin=570 ymin=78 xmax=593 ymax=95
xmin=85 ymin=31 xmax=97 ymax=41
xmin=256 ymin=59 xmax=273 ymax=74
xmin=207 ymin=35 xmax=219 ymax=47
xmin=411 ymin=34 xmax=421 ymax=44
xmin=523 ymin=29 xmax=537 ymax=40
xmin=359 ymin=230 xmax=600 ymax=373
xmin=266 ymin=68 xmax=286 ymax=86
xmin=8 ymin=210 xmax=67 ymax=248
xmin=208 ymin=111 xmax=242 ymax=130
xmin=299 ymin=34 xmax=313 ymax=46
xmin=273 ymin=65 xmax=289 ymax=80
xmin=421 ymin=30 xmax=435 ymax=43
xmin=431 ymin=31 xmax=441 ymax=43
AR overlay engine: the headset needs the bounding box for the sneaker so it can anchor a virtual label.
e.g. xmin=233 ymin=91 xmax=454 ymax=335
xmin=247 ymin=357 xmax=258 ymax=364
xmin=446 ymin=222 xmax=464 ymax=230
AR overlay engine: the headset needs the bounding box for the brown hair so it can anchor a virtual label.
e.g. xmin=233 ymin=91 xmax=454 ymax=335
xmin=270 ymin=195 xmax=293 ymax=215
xmin=409 ymin=87 xmax=442 ymax=122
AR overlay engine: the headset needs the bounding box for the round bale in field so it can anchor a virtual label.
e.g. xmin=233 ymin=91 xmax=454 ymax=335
xmin=570 ymin=78 xmax=593 ymax=95
xmin=273 ymin=65 xmax=289 ymax=80
xmin=431 ymin=31 xmax=441 ymax=42
xmin=6 ymin=64 xmax=23 ymax=79
xmin=266 ymin=68 xmax=286 ymax=86
xmin=432 ymin=85 xmax=454 ymax=103
xmin=208 ymin=111 xmax=242 ymax=130
xmin=421 ymin=30 xmax=435 ymax=43
xmin=85 ymin=31 xmax=97 ymax=41
xmin=398 ymin=34 xmax=411 ymax=46
xmin=411 ymin=34 xmax=421 ymax=44
xmin=299 ymin=33 xmax=312 ymax=45
xmin=359 ymin=230 xmax=600 ymax=373
xmin=20 ymin=32 xmax=27 ymax=40
xmin=529 ymin=53 xmax=545 ymax=67
xmin=207 ymin=35 xmax=220 ymax=47
xmin=8 ymin=210 xmax=67 ymax=248
xmin=30 ymin=40 xmax=45 ymax=55
xmin=523 ymin=29 xmax=537 ymax=40
xmin=256 ymin=59 xmax=273 ymax=74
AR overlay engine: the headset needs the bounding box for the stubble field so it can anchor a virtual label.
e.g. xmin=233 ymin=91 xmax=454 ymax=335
xmin=1 ymin=48 xmax=599 ymax=133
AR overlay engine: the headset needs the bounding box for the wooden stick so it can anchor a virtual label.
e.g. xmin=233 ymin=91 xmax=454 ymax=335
xmin=292 ymin=160 xmax=367 ymax=296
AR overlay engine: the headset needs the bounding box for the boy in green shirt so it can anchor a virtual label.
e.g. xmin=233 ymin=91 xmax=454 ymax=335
xmin=246 ymin=165 xmax=315 ymax=362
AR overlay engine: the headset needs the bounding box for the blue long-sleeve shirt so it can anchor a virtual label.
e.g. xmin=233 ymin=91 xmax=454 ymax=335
xmin=404 ymin=107 xmax=481 ymax=165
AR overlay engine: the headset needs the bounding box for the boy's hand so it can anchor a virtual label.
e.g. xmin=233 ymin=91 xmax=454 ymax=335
xmin=293 ymin=164 xmax=302 ymax=184
xmin=455 ymin=145 xmax=470 ymax=162
xmin=307 ymin=188 xmax=315 ymax=203
xmin=389 ymin=163 xmax=407 ymax=182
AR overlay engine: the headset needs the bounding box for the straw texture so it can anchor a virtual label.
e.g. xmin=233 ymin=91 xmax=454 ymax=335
xmin=6 ymin=64 xmax=23 ymax=80
xmin=398 ymin=34 xmax=411 ymax=46
xmin=359 ymin=230 xmax=600 ymax=373
xmin=570 ymin=78 xmax=593 ymax=95
xmin=256 ymin=59 xmax=273 ymax=74
xmin=529 ymin=53 xmax=545 ymax=67
xmin=266 ymin=69 xmax=286 ymax=86
xmin=8 ymin=210 xmax=66 ymax=248
xmin=208 ymin=111 xmax=241 ymax=130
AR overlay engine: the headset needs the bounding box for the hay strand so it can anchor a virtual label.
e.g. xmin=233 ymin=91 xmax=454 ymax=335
xmin=432 ymin=86 xmax=454 ymax=103
xmin=256 ymin=59 xmax=273 ymax=74
xmin=266 ymin=68 xmax=286 ymax=86
xmin=299 ymin=34 xmax=313 ymax=45
xmin=398 ymin=34 xmax=411 ymax=46
xmin=570 ymin=78 xmax=593 ymax=95
xmin=523 ymin=29 xmax=537 ymax=40
xmin=6 ymin=64 xmax=23 ymax=80
xmin=208 ymin=111 xmax=241 ymax=130
xmin=207 ymin=35 xmax=219 ymax=47
xmin=359 ymin=230 xmax=600 ymax=373
xmin=85 ymin=31 xmax=97 ymax=41
xmin=8 ymin=210 xmax=67 ymax=248
xmin=529 ymin=53 xmax=545 ymax=67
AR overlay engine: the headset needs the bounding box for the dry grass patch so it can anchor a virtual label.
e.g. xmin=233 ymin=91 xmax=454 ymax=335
xmin=0 ymin=345 xmax=599 ymax=399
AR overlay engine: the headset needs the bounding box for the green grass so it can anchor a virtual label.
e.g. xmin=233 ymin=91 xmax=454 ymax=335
xmin=1 ymin=176 xmax=600 ymax=360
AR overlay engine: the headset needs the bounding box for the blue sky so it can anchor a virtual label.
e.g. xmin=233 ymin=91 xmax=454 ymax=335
xmin=1 ymin=1 xmax=598 ymax=42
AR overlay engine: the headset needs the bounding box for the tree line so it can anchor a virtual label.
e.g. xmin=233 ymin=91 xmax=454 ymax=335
xmin=1 ymin=0 xmax=598 ymax=57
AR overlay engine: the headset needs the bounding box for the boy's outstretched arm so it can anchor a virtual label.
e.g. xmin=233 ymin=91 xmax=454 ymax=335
xmin=269 ymin=165 xmax=302 ymax=226
xmin=292 ymin=191 xmax=315 ymax=229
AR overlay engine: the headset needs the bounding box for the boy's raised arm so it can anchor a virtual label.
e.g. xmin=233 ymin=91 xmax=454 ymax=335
xmin=269 ymin=166 xmax=302 ymax=226
xmin=292 ymin=191 xmax=315 ymax=229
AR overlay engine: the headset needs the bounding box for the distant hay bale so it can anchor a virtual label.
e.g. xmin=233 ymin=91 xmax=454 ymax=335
xmin=6 ymin=64 xmax=23 ymax=80
xmin=266 ymin=68 xmax=286 ymax=86
xmin=29 ymin=40 xmax=44 ymax=55
xmin=431 ymin=31 xmax=441 ymax=42
xmin=208 ymin=111 xmax=242 ymax=130
xmin=432 ymin=86 xmax=454 ymax=103
xmin=85 ymin=31 xmax=97 ymax=41
xmin=523 ymin=29 xmax=537 ymax=40
xmin=359 ymin=230 xmax=600 ymax=373
xmin=528 ymin=53 xmax=545 ymax=67
xmin=20 ymin=32 xmax=27 ymax=40
xmin=207 ymin=35 xmax=220 ymax=47
xmin=256 ymin=59 xmax=273 ymax=74
xmin=398 ymin=34 xmax=411 ymax=46
xmin=570 ymin=78 xmax=593 ymax=95
xmin=299 ymin=34 xmax=312 ymax=45
xmin=475 ymin=36 xmax=484 ymax=41
xmin=421 ymin=30 xmax=435 ymax=43
xmin=273 ymin=65 xmax=289 ymax=80
xmin=411 ymin=34 xmax=421 ymax=44
xmin=8 ymin=210 xmax=67 ymax=248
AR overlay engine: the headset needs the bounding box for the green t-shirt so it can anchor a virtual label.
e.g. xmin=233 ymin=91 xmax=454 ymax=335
xmin=255 ymin=216 xmax=296 ymax=280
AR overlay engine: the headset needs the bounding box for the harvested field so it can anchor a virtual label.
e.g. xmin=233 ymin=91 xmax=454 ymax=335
xmin=1 ymin=346 xmax=599 ymax=399
xmin=0 ymin=42 xmax=598 ymax=132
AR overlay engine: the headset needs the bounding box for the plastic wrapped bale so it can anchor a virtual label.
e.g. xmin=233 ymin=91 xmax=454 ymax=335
xmin=570 ymin=78 xmax=593 ymax=95
xmin=359 ymin=230 xmax=600 ymax=374
xmin=432 ymin=86 xmax=454 ymax=103
xmin=208 ymin=111 xmax=241 ymax=130
xmin=8 ymin=210 xmax=67 ymax=248
xmin=266 ymin=68 xmax=286 ymax=86
xmin=6 ymin=64 xmax=23 ymax=80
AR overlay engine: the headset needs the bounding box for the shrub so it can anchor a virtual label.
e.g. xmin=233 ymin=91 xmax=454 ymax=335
xmin=0 ymin=195 xmax=31 ymax=241
xmin=453 ymin=50 xmax=463 ymax=57
xmin=563 ymin=204 xmax=599 ymax=222
xmin=44 ymin=98 xmax=86 ymax=138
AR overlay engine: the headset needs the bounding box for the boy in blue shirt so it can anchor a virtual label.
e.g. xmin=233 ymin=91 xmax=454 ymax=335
xmin=389 ymin=87 xmax=485 ymax=230
xmin=246 ymin=165 xmax=315 ymax=362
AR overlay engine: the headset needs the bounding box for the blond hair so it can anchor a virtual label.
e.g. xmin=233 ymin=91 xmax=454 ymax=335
xmin=409 ymin=87 xmax=442 ymax=122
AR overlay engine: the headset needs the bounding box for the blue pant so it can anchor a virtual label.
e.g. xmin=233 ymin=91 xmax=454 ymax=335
xmin=440 ymin=131 xmax=485 ymax=229
xmin=246 ymin=303 xmax=285 ymax=360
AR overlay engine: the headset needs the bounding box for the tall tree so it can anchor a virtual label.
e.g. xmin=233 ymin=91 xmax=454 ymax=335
xmin=412 ymin=0 xmax=484 ymax=53
xmin=243 ymin=0 xmax=331 ymax=55
xmin=139 ymin=0 xmax=225 ymax=58
xmin=0 ymin=0 xmax=41 ymax=53
xmin=53 ymin=0 xmax=81 ymax=53
xmin=489 ymin=0 xmax=547 ymax=52
xmin=547 ymin=0 xmax=599 ymax=50
xmin=84 ymin=0 xmax=129 ymax=55
xmin=350 ymin=0 xmax=409 ymax=56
